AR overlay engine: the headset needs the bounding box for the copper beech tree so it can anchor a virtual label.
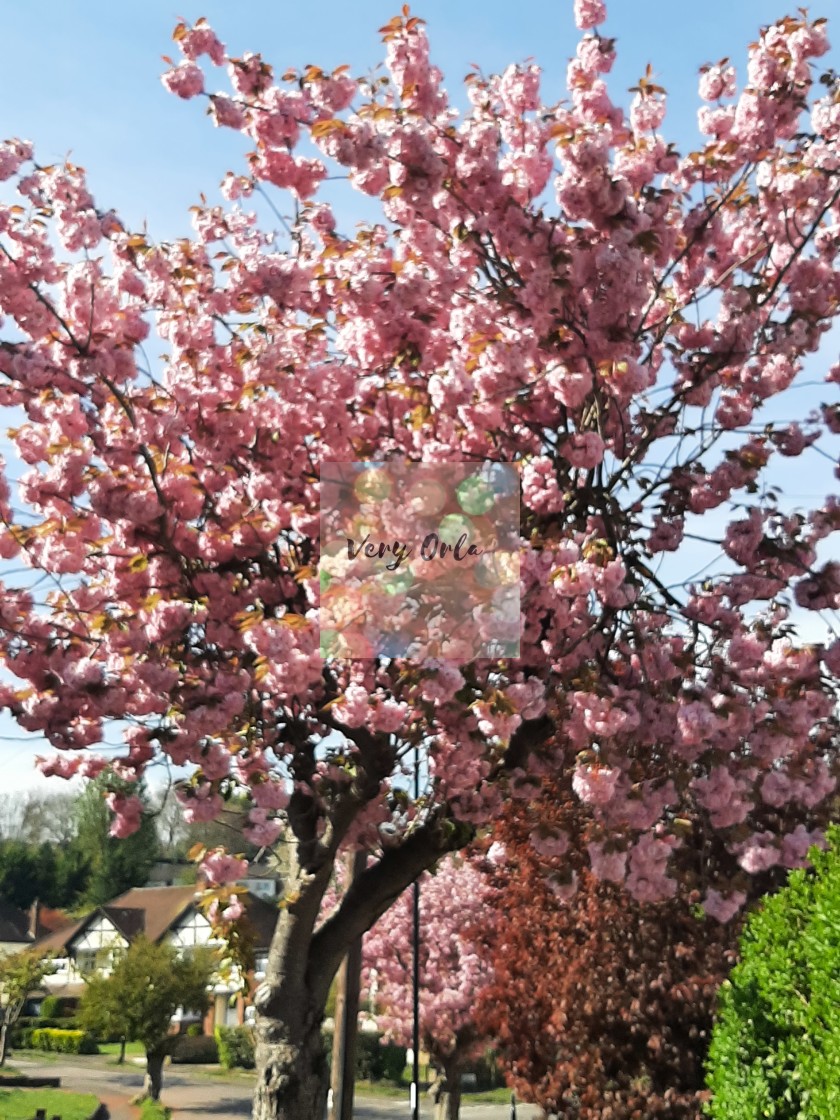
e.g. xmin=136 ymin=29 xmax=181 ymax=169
xmin=0 ymin=2 xmax=839 ymax=1117
xmin=474 ymin=779 xmax=806 ymax=1120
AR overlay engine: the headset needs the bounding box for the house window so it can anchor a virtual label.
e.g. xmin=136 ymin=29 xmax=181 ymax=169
xmin=76 ymin=950 xmax=97 ymax=976
xmin=255 ymin=954 xmax=268 ymax=980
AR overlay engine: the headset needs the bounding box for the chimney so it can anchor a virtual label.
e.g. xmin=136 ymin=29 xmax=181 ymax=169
xmin=29 ymin=898 xmax=41 ymax=940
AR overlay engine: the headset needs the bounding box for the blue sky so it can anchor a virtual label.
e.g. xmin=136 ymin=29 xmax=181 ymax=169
xmin=0 ymin=1 xmax=837 ymax=793
xmin=3 ymin=1 xmax=837 ymax=236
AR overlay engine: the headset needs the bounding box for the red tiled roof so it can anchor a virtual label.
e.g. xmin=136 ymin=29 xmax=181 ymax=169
xmin=35 ymin=906 xmax=74 ymax=936
xmin=32 ymin=917 xmax=85 ymax=954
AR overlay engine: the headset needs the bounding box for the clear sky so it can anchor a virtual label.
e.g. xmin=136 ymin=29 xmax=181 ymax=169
xmin=0 ymin=1 xmax=837 ymax=793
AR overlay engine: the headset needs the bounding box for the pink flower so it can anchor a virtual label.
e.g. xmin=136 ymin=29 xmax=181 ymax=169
xmin=201 ymin=849 xmax=248 ymax=886
xmin=221 ymin=894 xmax=244 ymax=922
xmin=370 ymin=698 xmax=408 ymax=734
xmin=572 ymin=764 xmax=619 ymax=806
xmin=699 ymin=64 xmax=736 ymax=101
xmin=0 ymin=138 xmax=33 ymax=181
xmin=243 ymin=808 xmax=283 ymax=847
xmin=564 ymin=431 xmax=605 ymax=469
xmin=574 ymin=0 xmax=607 ymax=31
xmin=178 ymin=23 xmax=225 ymax=66
xmin=736 ymin=832 xmax=780 ymax=874
xmin=209 ymin=95 xmax=246 ymax=130
xmin=703 ymin=889 xmax=746 ymax=923
xmin=105 ymin=793 xmax=143 ymax=838
xmin=37 ymin=753 xmax=82 ymax=779
xmin=587 ymin=840 xmax=628 ymax=883
xmin=162 ymin=61 xmax=205 ymax=100
xmin=630 ymin=93 xmax=666 ymax=133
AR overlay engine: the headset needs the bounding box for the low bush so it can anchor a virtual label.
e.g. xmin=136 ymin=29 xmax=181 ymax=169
xmin=215 ymin=1025 xmax=255 ymax=1070
xmin=185 ymin=1023 xmax=203 ymax=1038
xmin=140 ymin=1100 xmax=171 ymax=1120
xmin=170 ymin=1034 xmax=219 ymax=1064
xmin=323 ymin=1029 xmax=406 ymax=1084
xmin=359 ymin=1033 xmax=407 ymax=1084
xmin=37 ymin=996 xmax=78 ymax=1020
xmin=463 ymin=1049 xmax=506 ymax=1091
xmin=29 ymin=1028 xmax=99 ymax=1055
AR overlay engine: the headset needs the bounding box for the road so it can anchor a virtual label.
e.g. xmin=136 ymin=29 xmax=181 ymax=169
xmin=15 ymin=1055 xmax=540 ymax=1120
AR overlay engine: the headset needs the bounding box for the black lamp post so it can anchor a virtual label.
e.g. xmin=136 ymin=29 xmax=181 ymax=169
xmin=411 ymin=746 xmax=421 ymax=1120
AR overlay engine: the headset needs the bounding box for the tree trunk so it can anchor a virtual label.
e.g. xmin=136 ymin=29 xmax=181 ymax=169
xmin=0 ymin=1020 xmax=8 ymax=1067
xmin=117 ymin=1035 xmax=126 ymax=1064
xmin=253 ymin=1012 xmax=329 ymax=1120
xmin=143 ymin=1048 xmax=166 ymax=1101
xmin=250 ymin=799 xmax=459 ymax=1119
xmin=443 ymin=1056 xmax=463 ymax=1120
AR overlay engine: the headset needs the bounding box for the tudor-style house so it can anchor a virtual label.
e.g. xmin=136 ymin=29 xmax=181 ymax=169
xmin=32 ymin=884 xmax=276 ymax=1032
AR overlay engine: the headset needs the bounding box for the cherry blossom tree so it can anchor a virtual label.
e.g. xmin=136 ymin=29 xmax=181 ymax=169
xmin=0 ymin=3 xmax=838 ymax=1117
xmin=362 ymin=857 xmax=494 ymax=1120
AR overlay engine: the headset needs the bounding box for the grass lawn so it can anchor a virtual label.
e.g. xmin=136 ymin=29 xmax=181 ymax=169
xmin=0 ymin=1087 xmax=98 ymax=1119
xmin=97 ymin=1040 xmax=147 ymax=1060
xmin=9 ymin=1049 xmax=63 ymax=1064
xmin=354 ymin=1079 xmax=514 ymax=1105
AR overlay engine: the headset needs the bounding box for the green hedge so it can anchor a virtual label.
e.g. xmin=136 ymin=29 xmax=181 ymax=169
xmin=705 ymin=825 xmax=840 ymax=1118
xmin=322 ymin=1029 xmax=407 ymax=1084
xmin=29 ymin=1028 xmax=99 ymax=1055
xmin=215 ymin=1026 xmax=255 ymax=1070
xmin=170 ymin=1034 xmax=219 ymax=1064
xmin=11 ymin=1016 xmax=82 ymax=1048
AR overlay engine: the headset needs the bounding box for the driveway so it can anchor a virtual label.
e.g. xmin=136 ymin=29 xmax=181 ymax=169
xmin=15 ymin=1055 xmax=540 ymax=1119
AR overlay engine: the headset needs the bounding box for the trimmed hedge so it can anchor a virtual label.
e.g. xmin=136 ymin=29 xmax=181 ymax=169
xmin=170 ymin=1034 xmax=219 ymax=1064
xmin=215 ymin=1025 xmax=255 ymax=1070
xmin=29 ymin=1028 xmax=100 ymax=1054
xmin=705 ymin=825 xmax=840 ymax=1119
xmin=322 ymin=1029 xmax=407 ymax=1084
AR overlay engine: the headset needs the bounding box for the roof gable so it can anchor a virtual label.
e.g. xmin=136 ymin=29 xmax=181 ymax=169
xmin=107 ymin=885 xmax=199 ymax=943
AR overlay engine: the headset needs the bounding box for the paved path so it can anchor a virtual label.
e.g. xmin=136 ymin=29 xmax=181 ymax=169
xmin=15 ymin=1056 xmax=540 ymax=1119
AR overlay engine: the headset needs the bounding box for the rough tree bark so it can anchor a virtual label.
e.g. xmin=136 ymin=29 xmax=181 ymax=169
xmin=442 ymin=1055 xmax=463 ymax=1120
xmin=251 ymin=814 xmax=465 ymax=1120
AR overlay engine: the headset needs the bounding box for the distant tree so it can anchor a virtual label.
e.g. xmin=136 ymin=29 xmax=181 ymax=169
xmin=0 ymin=840 xmax=40 ymax=910
xmin=78 ymin=937 xmax=213 ymax=1099
xmin=705 ymin=827 xmax=840 ymax=1120
xmin=362 ymin=857 xmax=494 ymax=1120
xmin=0 ymin=791 xmax=79 ymax=847
xmin=51 ymin=843 xmax=92 ymax=910
xmin=0 ymin=949 xmax=55 ymax=1065
xmin=73 ymin=774 xmax=160 ymax=908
